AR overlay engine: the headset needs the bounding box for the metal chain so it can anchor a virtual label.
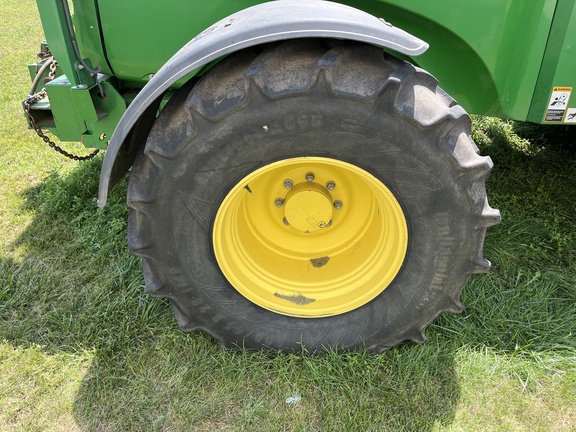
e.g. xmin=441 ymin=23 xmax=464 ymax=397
xmin=37 ymin=47 xmax=52 ymax=59
xmin=23 ymin=57 xmax=100 ymax=161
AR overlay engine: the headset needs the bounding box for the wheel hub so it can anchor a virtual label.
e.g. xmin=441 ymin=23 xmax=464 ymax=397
xmin=284 ymin=183 xmax=333 ymax=233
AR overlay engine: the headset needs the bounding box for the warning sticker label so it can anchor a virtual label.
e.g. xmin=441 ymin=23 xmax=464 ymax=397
xmin=545 ymin=86 xmax=572 ymax=122
xmin=565 ymin=108 xmax=576 ymax=123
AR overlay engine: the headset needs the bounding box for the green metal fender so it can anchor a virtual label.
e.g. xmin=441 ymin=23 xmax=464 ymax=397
xmin=97 ymin=0 xmax=428 ymax=207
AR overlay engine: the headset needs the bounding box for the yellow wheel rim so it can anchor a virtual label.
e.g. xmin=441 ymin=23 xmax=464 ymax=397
xmin=212 ymin=157 xmax=408 ymax=317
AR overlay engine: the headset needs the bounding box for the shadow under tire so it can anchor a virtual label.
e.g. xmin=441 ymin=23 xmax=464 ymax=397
xmin=127 ymin=40 xmax=500 ymax=352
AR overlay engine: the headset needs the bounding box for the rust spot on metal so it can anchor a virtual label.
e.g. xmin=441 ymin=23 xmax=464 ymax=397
xmin=274 ymin=292 xmax=316 ymax=306
xmin=310 ymin=257 xmax=330 ymax=268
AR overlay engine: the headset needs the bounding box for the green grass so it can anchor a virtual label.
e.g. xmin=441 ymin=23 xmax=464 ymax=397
xmin=1 ymin=1 xmax=575 ymax=430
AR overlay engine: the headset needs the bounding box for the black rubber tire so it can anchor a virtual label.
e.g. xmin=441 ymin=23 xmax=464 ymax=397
xmin=127 ymin=40 xmax=500 ymax=352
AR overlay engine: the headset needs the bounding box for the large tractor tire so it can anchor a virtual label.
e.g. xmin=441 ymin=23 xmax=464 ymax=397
xmin=127 ymin=40 xmax=500 ymax=352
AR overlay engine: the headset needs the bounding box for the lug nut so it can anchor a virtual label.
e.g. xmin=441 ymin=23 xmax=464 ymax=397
xmin=326 ymin=181 xmax=336 ymax=191
xmin=326 ymin=220 xmax=333 ymax=227
xmin=275 ymin=198 xmax=284 ymax=207
xmin=318 ymin=221 xmax=326 ymax=228
xmin=283 ymin=217 xmax=290 ymax=226
xmin=333 ymin=200 xmax=343 ymax=210
xmin=283 ymin=179 xmax=294 ymax=189
xmin=306 ymin=172 xmax=315 ymax=182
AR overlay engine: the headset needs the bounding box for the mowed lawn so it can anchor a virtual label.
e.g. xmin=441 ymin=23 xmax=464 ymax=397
xmin=1 ymin=1 xmax=575 ymax=430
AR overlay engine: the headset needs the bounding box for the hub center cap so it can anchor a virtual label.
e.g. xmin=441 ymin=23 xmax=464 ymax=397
xmin=284 ymin=183 xmax=333 ymax=233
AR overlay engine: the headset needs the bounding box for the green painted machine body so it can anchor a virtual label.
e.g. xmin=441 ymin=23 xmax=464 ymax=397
xmin=29 ymin=0 xmax=576 ymax=151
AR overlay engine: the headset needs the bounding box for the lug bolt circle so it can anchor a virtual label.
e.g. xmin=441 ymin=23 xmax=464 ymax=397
xmin=283 ymin=179 xmax=294 ymax=189
xmin=333 ymin=200 xmax=343 ymax=210
xmin=326 ymin=181 xmax=336 ymax=191
xmin=275 ymin=198 xmax=284 ymax=207
xmin=306 ymin=172 xmax=315 ymax=182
